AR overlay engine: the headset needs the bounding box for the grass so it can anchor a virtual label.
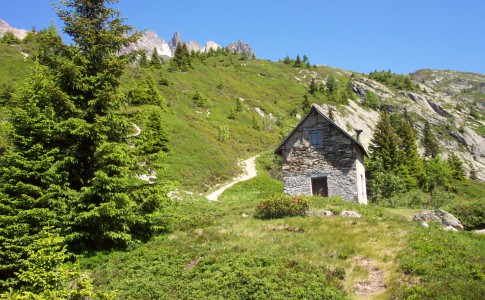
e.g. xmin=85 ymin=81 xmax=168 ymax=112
xmin=74 ymin=155 xmax=484 ymax=299
xmin=76 ymin=156 xmax=443 ymax=299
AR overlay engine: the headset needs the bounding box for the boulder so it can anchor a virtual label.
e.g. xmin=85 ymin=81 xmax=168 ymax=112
xmin=340 ymin=210 xmax=362 ymax=218
xmin=313 ymin=209 xmax=334 ymax=217
xmin=412 ymin=210 xmax=464 ymax=231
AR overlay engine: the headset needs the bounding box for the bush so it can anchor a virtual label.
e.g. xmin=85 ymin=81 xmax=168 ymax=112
xmin=255 ymin=194 xmax=309 ymax=219
xmin=448 ymin=201 xmax=485 ymax=230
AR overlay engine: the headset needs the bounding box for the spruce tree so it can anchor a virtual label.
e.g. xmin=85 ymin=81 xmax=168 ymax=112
xmin=293 ymin=54 xmax=302 ymax=67
xmin=397 ymin=115 xmax=424 ymax=188
xmin=0 ymin=1 xmax=172 ymax=286
xmin=447 ymin=152 xmax=465 ymax=180
xmin=369 ymin=110 xmax=400 ymax=171
xmin=301 ymin=94 xmax=311 ymax=113
xmin=150 ymin=47 xmax=162 ymax=68
xmin=170 ymin=43 xmax=192 ymax=71
xmin=139 ymin=49 xmax=149 ymax=68
xmin=368 ymin=110 xmax=406 ymax=202
xmin=422 ymin=120 xmax=439 ymax=158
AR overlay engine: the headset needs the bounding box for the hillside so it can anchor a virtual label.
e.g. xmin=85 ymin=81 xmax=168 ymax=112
xmin=1 ymin=17 xmax=485 ymax=299
xmin=1 ymin=40 xmax=484 ymax=190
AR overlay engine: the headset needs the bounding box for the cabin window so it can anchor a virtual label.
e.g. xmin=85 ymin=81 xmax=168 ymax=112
xmin=309 ymin=130 xmax=322 ymax=146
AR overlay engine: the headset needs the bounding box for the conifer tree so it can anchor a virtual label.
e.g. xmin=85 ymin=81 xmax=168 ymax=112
xmin=422 ymin=120 xmax=439 ymax=158
xmin=301 ymin=94 xmax=311 ymax=113
xmin=170 ymin=43 xmax=192 ymax=71
xmin=0 ymin=1 xmax=172 ymax=285
xmin=397 ymin=115 xmax=424 ymax=187
xmin=293 ymin=54 xmax=302 ymax=67
xmin=447 ymin=152 xmax=465 ymax=180
xmin=369 ymin=110 xmax=400 ymax=171
xmin=150 ymin=47 xmax=162 ymax=68
xmin=139 ymin=49 xmax=149 ymax=68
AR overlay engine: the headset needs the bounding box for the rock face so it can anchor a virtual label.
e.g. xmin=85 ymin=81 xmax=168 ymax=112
xmin=122 ymin=30 xmax=171 ymax=57
xmin=168 ymin=31 xmax=182 ymax=52
xmin=227 ymin=40 xmax=255 ymax=58
xmin=328 ymin=69 xmax=485 ymax=181
xmin=0 ymin=19 xmax=28 ymax=40
xmin=124 ymin=30 xmax=252 ymax=58
xmin=202 ymin=41 xmax=221 ymax=53
xmin=185 ymin=40 xmax=202 ymax=53
xmin=413 ymin=210 xmax=464 ymax=231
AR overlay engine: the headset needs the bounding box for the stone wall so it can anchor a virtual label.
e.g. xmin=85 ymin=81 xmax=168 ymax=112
xmin=281 ymin=114 xmax=360 ymax=202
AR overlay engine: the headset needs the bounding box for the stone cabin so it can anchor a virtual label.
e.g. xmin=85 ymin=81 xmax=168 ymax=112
xmin=274 ymin=104 xmax=368 ymax=204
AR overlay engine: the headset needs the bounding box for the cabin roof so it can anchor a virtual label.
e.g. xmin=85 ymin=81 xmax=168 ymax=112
xmin=274 ymin=104 xmax=369 ymax=157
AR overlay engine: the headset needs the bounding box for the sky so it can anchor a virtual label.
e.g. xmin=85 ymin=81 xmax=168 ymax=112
xmin=1 ymin=0 xmax=484 ymax=75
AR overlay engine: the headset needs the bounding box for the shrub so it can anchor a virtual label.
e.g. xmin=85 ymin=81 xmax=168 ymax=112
xmin=448 ymin=201 xmax=485 ymax=230
xmin=255 ymin=194 xmax=309 ymax=219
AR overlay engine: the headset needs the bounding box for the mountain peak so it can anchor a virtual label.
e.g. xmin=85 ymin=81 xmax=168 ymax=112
xmin=168 ymin=31 xmax=182 ymax=51
xmin=0 ymin=19 xmax=28 ymax=40
xmin=227 ymin=40 xmax=255 ymax=59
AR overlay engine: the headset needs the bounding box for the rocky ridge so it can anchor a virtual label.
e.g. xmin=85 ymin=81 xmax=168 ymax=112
xmin=0 ymin=19 xmax=28 ymax=40
xmin=317 ymin=70 xmax=485 ymax=180
xmin=125 ymin=30 xmax=254 ymax=59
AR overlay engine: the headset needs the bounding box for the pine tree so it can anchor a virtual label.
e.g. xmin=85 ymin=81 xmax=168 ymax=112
xmin=422 ymin=120 xmax=439 ymax=158
xmin=308 ymin=78 xmax=320 ymax=96
xmin=170 ymin=43 xmax=192 ymax=71
xmin=369 ymin=110 xmax=400 ymax=172
xmin=301 ymin=94 xmax=311 ymax=113
xmin=0 ymin=1 xmax=172 ymax=285
xmin=397 ymin=115 xmax=424 ymax=188
xmin=139 ymin=49 xmax=149 ymax=68
xmin=367 ymin=110 xmax=406 ymax=202
xmin=447 ymin=152 xmax=465 ymax=180
xmin=293 ymin=54 xmax=302 ymax=67
xmin=150 ymin=47 xmax=163 ymax=68
xmin=326 ymin=75 xmax=339 ymax=93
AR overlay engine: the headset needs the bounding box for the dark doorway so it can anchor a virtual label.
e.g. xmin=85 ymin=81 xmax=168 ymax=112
xmin=311 ymin=177 xmax=328 ymax=197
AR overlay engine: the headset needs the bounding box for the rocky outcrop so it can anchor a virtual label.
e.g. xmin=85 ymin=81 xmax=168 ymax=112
xmin=202 ymin=41 xmax=221 ymax=52
xmin=413 ymin=210 xmax=464 ymax=231
xmin=168 ymin=31 xmax=182 ymax=52
xmin=185 ymin=40 xmax=202 ymax=53
xmin=351 ymin=77 xmax=394 ymax=99
xmin=227 ymin=40 xmax=255 ymax=58
xmin=122 ymin=30 xmax=171 ymax=57
xmin=0 ymin=19 xmax=28 ymax=40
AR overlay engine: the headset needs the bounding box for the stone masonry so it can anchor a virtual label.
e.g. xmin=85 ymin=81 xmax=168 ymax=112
xmin=275 ymin=105 xmax=367 ymax=204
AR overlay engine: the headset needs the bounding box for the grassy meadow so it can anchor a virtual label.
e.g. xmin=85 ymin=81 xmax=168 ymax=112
xmin=76 ymin=154 xmax=485 ymax=299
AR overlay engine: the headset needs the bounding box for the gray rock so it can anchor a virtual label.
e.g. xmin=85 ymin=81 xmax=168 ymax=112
xmin=444 ymin=226 xmax=458 ymax=232
xmin=412 ymin=210 xmax=464 ymax=231
xmin=313 ymin=209 xmax=334 ymax=217
xmin=227 ymin=40 xmax=255 ymax=59
xmin=434 ymin=209 xmax=464 ymax=231
xmin=340 ymin=210 xmax=361 ymax=218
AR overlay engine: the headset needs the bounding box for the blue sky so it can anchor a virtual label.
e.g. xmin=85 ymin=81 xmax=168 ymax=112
xmin=1 ymin=0 xmax=484 ymax=74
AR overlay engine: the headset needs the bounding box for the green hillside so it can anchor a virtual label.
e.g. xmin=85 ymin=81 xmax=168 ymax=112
xmin=1 ymin=24 xmax=484 ymax=299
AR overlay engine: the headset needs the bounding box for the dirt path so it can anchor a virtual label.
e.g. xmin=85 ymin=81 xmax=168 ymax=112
xmin=206 ymin=155 xmax=259 ymax=201
xmin=351 ymin=256 xmax=387 ymax=298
